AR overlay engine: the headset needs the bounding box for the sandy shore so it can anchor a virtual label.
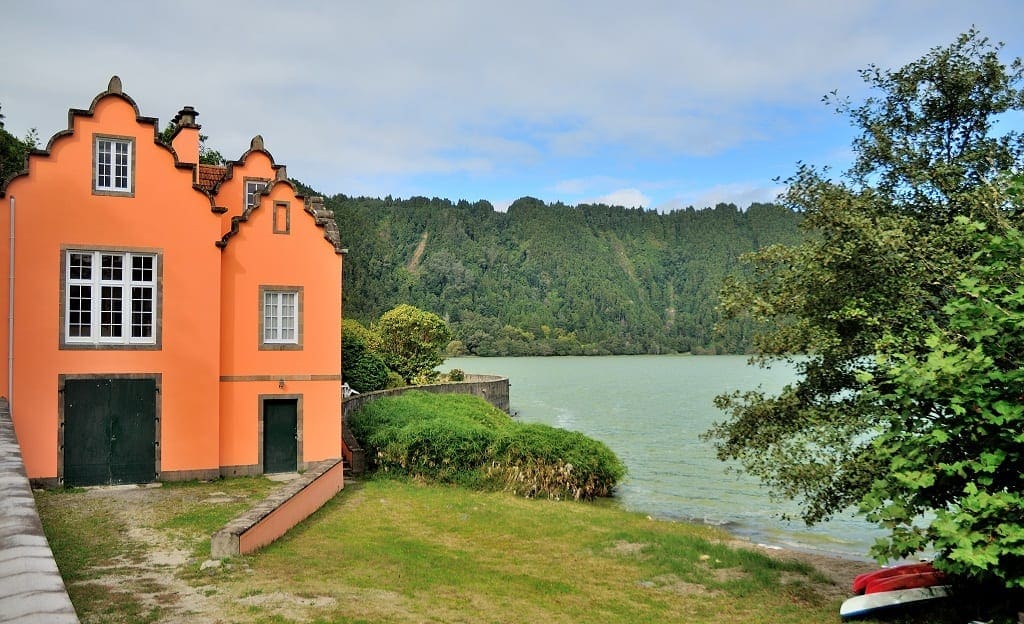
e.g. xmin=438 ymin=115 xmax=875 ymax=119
xmin=730 ymin=539 xmax=878 ymax=600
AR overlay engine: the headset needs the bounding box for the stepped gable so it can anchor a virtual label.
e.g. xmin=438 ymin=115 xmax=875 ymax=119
xmin=1 ymin=76 xmax=197 ymax=196
xmin=205 ymin=135 xmax=287 ymax=195
xmin=217 ymin=161 xmax=345 ymax=254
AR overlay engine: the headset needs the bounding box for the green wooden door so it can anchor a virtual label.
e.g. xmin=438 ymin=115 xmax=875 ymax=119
xmin=64 ymin=379 xmax=157 ymax=486
xmin=264 ymin=399 xmax=297 ymax=473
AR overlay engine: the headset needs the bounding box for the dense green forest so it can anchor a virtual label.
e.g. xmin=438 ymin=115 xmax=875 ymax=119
xmin=313 ymin=191 xmax=804 ymax=356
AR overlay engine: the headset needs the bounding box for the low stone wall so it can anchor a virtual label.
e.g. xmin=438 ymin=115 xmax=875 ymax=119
xmin=0 ymin=398 xmax=79 ymax=623
xmin=210 ymin=458 xmax=344 ymax=559
xmin=341 ymin=374 xmax=510 ymax=475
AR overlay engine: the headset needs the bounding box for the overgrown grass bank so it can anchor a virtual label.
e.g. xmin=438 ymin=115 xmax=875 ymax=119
xmin=349 ymin=390 xmax=626 ymax=499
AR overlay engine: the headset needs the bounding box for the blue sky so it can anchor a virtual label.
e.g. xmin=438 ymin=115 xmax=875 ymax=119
xmin=3 ymin=1 xmax=1023 ymax=211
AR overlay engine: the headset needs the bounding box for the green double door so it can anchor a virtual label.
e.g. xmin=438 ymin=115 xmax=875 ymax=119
xmin=63 ymin=378 xmax=157 ymax=487
xmin=263 ymin=399 xmax=298 ymax=474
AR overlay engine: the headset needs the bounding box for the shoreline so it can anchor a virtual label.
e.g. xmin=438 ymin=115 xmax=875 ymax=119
xmin=735 ymin=539 xmax=878 ymax=598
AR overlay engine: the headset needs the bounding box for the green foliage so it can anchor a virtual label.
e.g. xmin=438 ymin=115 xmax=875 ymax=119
xmin=373 ymin=304 xmax=452 ymax=384
xmin=0 ymin=109 xmax=30 ymax=184
xmin=342 ymin=318 xmax=389 ymax=392
xmin=329 ymin=192 xmax=803 ymax=356
xmin=348 ymin=391 xmax=625 ymax=499
xmin=158 ymin=121 xmax=225 ymax=165
xmin=447 ymin=368 xmax=465 ymax=381
xmin=705 ymin=30 xmax=1024 ymax=593
xmin=487 ymin=423 xmax=626 ymax=499
xmin=861 ymin=219 xmax=1024 ymax=593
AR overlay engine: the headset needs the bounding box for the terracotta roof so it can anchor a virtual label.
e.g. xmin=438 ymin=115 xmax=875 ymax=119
xmin=196 ymin=164 xmax=227 ymax=192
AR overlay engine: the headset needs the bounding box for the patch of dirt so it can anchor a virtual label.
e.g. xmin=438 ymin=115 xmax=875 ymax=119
xmin=732 ymin=540 xmax=877 ymax=601
xmin=608 ymin=540 xmax=647 ymax=557
xmin=237 ymin=591 xmax=337 ymax=619
xmin=645 ymin=574 xmax=722 ymax=597
xmin=57 ymin=484 xmax=264 ymax=623
xmin=405 ymin=230 xmax=429 ymax=272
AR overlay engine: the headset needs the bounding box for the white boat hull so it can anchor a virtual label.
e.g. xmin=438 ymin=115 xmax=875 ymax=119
xmin=840 ymin=585 xmax=951 ymax=620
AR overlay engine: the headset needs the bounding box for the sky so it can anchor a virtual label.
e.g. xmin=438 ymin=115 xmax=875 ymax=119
xmin=3 ymin=1 xmax=1023 ymax=212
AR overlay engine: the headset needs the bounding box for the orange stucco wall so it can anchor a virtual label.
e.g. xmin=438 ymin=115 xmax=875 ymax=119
xmin=218 ymin=157 xmax=342 ymax=469
xmin=1 ymin=94 xmax=223 ymax=478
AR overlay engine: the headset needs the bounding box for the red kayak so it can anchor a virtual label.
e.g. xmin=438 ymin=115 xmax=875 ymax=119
xmin=852 ymin=563 xmax=936 ymax=594
xmin=866 ymin=570 xmax=947 ymax=594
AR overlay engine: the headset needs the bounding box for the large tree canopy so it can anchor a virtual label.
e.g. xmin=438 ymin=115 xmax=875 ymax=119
xmin=373 ymin=304 xmax=452 ymax=384
xmin=706 ymin=30 xmax=1024 ymax=589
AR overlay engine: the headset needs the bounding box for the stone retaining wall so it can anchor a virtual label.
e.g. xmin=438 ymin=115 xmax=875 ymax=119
xmin=0 ymin=398 xmax=79 ymax=623
xmin=341 ymin=374 xmax=510 ymax=475
xmin=210 ymin=458 xmax=344 ymax=559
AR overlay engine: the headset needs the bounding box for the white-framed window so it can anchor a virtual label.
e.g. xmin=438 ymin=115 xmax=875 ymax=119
xmin=64 ymin=250 xmax=157 ymax=346
xmin=94 ymin=135 xmax=134 ymax=194
xmin=260 ymin=286 xmax=302 ymax=349
xmin=245 ymin=179 xmax=268 ymax=209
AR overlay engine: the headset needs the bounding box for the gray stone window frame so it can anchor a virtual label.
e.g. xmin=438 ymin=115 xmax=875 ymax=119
xmin=258 ymin=285 xmax=303 ymax=351
xmin=244 ymin=177 xmax=270 ymax=209
xmin=273 ymin=201 xmax=290 ymax=235
xmin=92 ymin=133 xmax=136 ymax=197
xmin=59 ymin=245 xmax=163 ymax=350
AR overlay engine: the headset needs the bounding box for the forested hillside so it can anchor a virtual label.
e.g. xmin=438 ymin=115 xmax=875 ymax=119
xmin=321 ymin=193 xmax=803 ymax=355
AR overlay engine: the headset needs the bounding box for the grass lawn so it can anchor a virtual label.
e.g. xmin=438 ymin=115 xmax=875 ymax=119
xmin=35 ymin=476 xmax=950 ymax=623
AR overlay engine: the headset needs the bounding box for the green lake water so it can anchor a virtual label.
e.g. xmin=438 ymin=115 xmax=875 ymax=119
xmin=446 ymin=354 xmax=882 ymax=559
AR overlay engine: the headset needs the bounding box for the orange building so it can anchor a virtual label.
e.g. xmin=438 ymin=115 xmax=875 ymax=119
xmin=0 ymin=77 xmax=345 ymax=486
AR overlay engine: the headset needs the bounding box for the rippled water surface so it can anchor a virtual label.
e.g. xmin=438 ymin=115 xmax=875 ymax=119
xmin=446 ymin=354 xmax=882 ymax=558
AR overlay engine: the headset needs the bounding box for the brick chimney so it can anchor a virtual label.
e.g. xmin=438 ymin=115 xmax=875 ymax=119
xmin=170 ymin=106 xmax=201 ymax=165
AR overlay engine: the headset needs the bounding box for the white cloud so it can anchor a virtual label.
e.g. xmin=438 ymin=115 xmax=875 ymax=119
xmin=588 ymin=189 xmax=652 ymax=209
xmin=3 ymin=1 xmax=1022 ymax=200
xmin=657 ymin=182 xmax=786 ymax=212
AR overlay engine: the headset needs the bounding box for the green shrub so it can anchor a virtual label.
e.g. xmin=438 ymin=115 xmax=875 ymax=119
xmin=342 ymin=319 xmax=389 ymax=392
xmin=448 ymin=368 xmax=465 ymax=382
xmin=385 ymin=371 xmax=406 ymax=389
xmin=488 ymin=423 xmax=626 ymax=500
xmin=348 ymin=391 xmax=625 ymax=500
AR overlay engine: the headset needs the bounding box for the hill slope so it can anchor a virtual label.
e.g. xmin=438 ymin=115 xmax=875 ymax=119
xmin=325 ymin=194 xmax=803 ymax=355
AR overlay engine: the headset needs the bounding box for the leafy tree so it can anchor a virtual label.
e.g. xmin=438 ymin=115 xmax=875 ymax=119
xmin=0 ymin=104 xmax=31 ymax=184
xmin=860 ymin=217 xmax=1024 ymax=591
xmin=158 ymin=121 xmax=225 ymax=165
xmin=373 ymin=304 xmax=452 ymax=384
xmin=706 ymin=28 xmax=1024 ymax=568
xmin=342 ymin=319 xmax=389 ymax=393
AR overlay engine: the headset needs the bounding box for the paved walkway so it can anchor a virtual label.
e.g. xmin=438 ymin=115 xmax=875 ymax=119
xmin=0 ymin=398 xmax=79 ymax=623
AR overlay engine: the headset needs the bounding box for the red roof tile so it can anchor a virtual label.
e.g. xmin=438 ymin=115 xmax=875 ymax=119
xmin=196 ymin=164 xmax=227 ymax=192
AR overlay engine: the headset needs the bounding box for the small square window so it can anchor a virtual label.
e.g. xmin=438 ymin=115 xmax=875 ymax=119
xmin=93 ymin=135 xmax=134 ymax=195
xmin=245 ymin=178 xmax=269 ymax=209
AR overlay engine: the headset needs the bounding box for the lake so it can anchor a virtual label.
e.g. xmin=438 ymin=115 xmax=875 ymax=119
xmin=446 ymin=354 xmax=882 ymax=559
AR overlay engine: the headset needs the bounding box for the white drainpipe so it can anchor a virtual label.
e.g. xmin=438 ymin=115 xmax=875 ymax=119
xmin=8 ymin=196 xmax=13 ymax=406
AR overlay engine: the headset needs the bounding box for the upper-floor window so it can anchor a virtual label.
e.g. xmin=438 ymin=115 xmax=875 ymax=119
xmin=245 ymin=178 xmax=269 ymax=209
xmin=93 ymin=135 xmax=134 ymax=195
xmin=260 ymin=286 xmax=302 ymax=350
xmin=63 ymin=249 xmax=160 ymax=348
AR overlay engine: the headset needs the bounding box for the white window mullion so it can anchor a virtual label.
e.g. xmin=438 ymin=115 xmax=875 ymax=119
xmin=119 ymin=256 xmax=130 ymax=342
xmin=89 ymin=258 xmax=101 ymax=342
